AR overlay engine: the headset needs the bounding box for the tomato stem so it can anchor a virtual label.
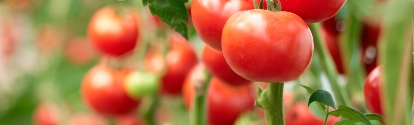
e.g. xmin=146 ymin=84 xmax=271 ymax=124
xmin=141 ymin=95 xmax=159 ymax=125
xmin=256 ymin=83 xmax=285 ymax=125
xmin=190 ymin=69 xmax=212 ymax=125
xmin=323 ymin=105 xmax=329 ymax=125
xmin=308 ymin=23 xmax=352 ymax=107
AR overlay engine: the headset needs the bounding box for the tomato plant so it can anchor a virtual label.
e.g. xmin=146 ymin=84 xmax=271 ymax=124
xmin=191 ymin=0 xmax=255 ymax=51
xmin=202 ymin=45 xmax=250 ymax=86
xmin=221 ymin=9 xmax=313 ymax=82
xmin=280 ymin=0 xmax=346 ymax=22
xmin=144 ymin=32 xmax=198 ymax=95
xmin=182 ymin=64 xmax=254 ymax=125
xmin=285 ymin=102 xmax=340 ymax=125
xmin=81 ymin=64 xmax=141 ymax=116
xmin=363 ymin=66 xmax=383 ymax=116
xmin=33 ymin=103 xmax=60 ymax=125
xmin=88 ymin=7 xmax=139 ymax=57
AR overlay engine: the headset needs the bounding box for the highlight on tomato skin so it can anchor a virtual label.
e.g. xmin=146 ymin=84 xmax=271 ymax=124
xmin=363 ymin=66 xmax=383 ymax=116
xmin=182 ymin=63 xmax=255 ymax=125
xmin=81 ymin=64 xmax=141 ymax=116
xmin=87 ymin=7 xmax=140 ymax=57
xmin=202 ymin=45 xmax=251 ymax=86
xmin=221 ymin=9 xmax=313 ymax=83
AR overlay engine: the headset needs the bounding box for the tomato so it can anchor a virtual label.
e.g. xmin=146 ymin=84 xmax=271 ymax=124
xmin=321 ymin=18 xmax=344 ymax=74
xmin=88 ymin=7 xmax=139 ymax=57
xmin=37 ymin=25 xmax=62 ymax=55
xmin=65 ymin=38 xmax=97 ymax=66
xmin=183 ymin=64 xmax=255 ymax=125
xmin=69 ymin=113 xmax=107 ymax=125
xmin=33 ymin=103 xmax=60 ymax=125
xmin=124 ymin=71 xmax=159 ymax=98
xmin=191 ymin=0 xmax=255 ymax=51
xmin=285 ymin=103 xmax=340 ymax=125
xmin=81 ymin=64 xmax=141 ymax=116
xmin=221 ymin=9 xmax=313 ymax=82
xmin=116 ymin=115 xmax=144 ymax=125
xmin=144 ymin=32 xmax=198 ymax=95
xmin=363 ymin=66 xmax=383 ymax=116
xmin=202 ymin=45 xmax=250 ymax=86
xmin=279 ymin=0 xmax=346 ymax=22
xmin=361 ymin=24 xmax=380 ymax=73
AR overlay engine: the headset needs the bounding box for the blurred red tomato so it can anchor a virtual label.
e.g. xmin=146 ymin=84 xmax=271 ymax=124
xmin=145 ymin=32 xmax=198 ymax=95
xmin=361 ymin=24 xmax=381 ymax=73
xmin=321 ymin=18 xmax=344 ymax=74
xmin=116 ymin=115 xmax=144 ymax=125
xmin=69 ymin=113 xmax=107 ymax=125
xmin=81 ymin=64 xmax=141 ymax=116
xmin=37 ymin=25 xmax=62 ymax=55
xmin=363 ymin=66 xmax=383 ymax=116
xmin=65 ymin=38 xmax=97 ymax=66
xmin=286 ymin=102 xmax=340 ymax=125
xmin=33 ymin=103 xmax=60 ymax=125
xmin=0 ymin=20 xmax=15 ymax=57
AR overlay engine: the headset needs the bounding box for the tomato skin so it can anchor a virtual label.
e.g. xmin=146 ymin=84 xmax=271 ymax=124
xmin=81 ymin=64 xmax=141 ymax=116
xmin=33 ymin=103 xmax=60 ymax=125
xmin=280 ymin=0 xmax=346 ymax=22
xmin=145 ymin=32 xmax=198 ymax=95
xmin=286 ymin=103 xmax=340 ymax=125
xmin=222 ymin=10 xmax=313 ymax=82
xmin=364 ymin=66 xmax=383 ymax=116
xmin=202 ymin=45 xmax=250 ymax=86
xmin=182 ymin=64 xmax=254 ymax=125
xmin=88 ymin=7 xmax=139 ymax=57
xmin=191 ymin=0 xmax=255 ymax=51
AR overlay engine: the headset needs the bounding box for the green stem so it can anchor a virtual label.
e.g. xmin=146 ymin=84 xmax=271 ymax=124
xmin=323 ymin=106 xmax=329 ymax=125
xmin=257 ymin=83 xmax=285 ymax=125
xmin=308 ymin=23 xmax=352 ymax=107
xmin=191 ymin=70 xmax=212 ymax=125
xmin=142 ymin=95 xmax=159 ymax=125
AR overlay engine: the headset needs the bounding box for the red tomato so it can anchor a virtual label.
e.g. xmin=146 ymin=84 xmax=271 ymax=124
xmin=183 ymin=64 xmax=255 ymax=125
xmin=191 ymin=0 xmax=255 ymax=51
xmin=0 ymin=21 xmax=15 ymax=58
xmin=321 ymin=18 xmax=344 ymax=74
xmin=363 ymin=66 xmax=383 ymax=116
xmin=145 ymin=32 xmax=198 ymax=95
xmin=37 ymin=25 xmax=62 ymax=55
xmin=116 ymin=115 xmax=143 ymax=125
xmin=279 ymin=0 xmax=346 ymax=22
xmin=222 ymin=9 xmax=313 ymax=82
xmin=65 ymin=38 xmax=97 ymax=66
xmin=286 ymin=103 xmax=340 ymax=125
xmin=81 ymin=64 xmax=141 ymax=116
xmin=33 ymin=103 xmax=60 ymax=125
xmin=69 ymin=113 xmax=107 ymax=125
xmin=361 ymin=24 xmax=380 ymax=73
xmin=202 ymin=45 xmax=250 ymax=86
xmin=88 ymin=7 xmax=139 ymax=57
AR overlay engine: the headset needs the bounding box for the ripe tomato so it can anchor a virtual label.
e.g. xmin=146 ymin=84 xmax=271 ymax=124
xmin=202 ymin=45 xmax=250 ymax=86
xmin=222 ymin=9 xmax=313 ymax=82
xmin=33 ymin=103 xmax=60 ymax=125
xmin=361 ymin=24 xmax=380 ymax=73
xmin=116 ymin=115 xmax=144 ymax=125
xmin=191 ymin=0 xmax=255 ymax=51
xmin=65 ymin=38 xmax=97 ymax=66
xmin=88 ymin=7 xmax=139 ymax=57
xmin=69 ymin=113 xmax=107 ymax=125
xmin=321 ymin=18 xmax=344 ymax=74
xmin=280 ymin=0 xmax=346 ymax=22
xmin=286 ymin=102 xmax=340 ymax=125
xmin=363 ymin=66 xmax=383 ymax=116
xmin=183 ymin=64 xmax=255 ymax=125
xmin=144 ymin=32 xmax=198 ymax=95
xmin=81 ymin=64 xmax=141 ymax=116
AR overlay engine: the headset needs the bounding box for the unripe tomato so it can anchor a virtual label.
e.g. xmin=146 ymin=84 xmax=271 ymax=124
xmin=33 ymin=103 xmax=60 ymax=125
xmin=222 ymin=9 xmax=313 ymax=82
xmin=363 ymin=66 xmax=383 ymax=116
xmin=81 ymin=64 xmax=141 ymax=116
xmin=183 ymin=64 xmax=255 ymax=125
xmin=191 ymin=0 xmax=255 ymax=51
xmin=144 ymin=32 xmax=198 ymax=95
xmin=286 ymin=103 xmax=340 ymax=125
xmin=280 ymin=0 xmax=346 ymax=22
xmin=202 ymin=45 xmax=250 ymax=86
xmin=88 ymin=7 xmax=139 ymax=57
xmin=124 ymin=71 xmax=159 ymax=98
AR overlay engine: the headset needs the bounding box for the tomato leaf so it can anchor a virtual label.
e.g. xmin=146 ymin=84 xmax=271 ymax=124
xmin=308 ymin=89 xmax=336 ymax=109
xmin=144 ymin=0 xmax=189 ymax=39
xmin=329 ymin=105 xmax=371 ymax=125
xmin=300 ymin=85 xmax=327 ymax=111
xmin=335 ymin=120 xmax=358 ymax=125
xmin=365 ymin=114 xmax=384 ymax=121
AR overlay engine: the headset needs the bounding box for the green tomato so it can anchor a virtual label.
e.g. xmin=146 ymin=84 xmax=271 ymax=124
xmin=125 ymin=71 xmax=159 ymax=98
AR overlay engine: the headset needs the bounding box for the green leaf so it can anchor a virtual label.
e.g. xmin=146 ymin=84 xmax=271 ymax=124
xmin=308 ymin=89 xmax=336 ymax=109
xmin=329 ymin=105 xmax=371 ymax=125
xmin=300 ymin=85 xmax=315 ymax=94
xmin=365 ymin=114 xmax=384 ymax=121
xmin=335 ymin=120 xmax=359 ymax=125
xmin=142 ymin=0 xmax=148 ymax=6
xmin=146 ymin=0 xmax=189 ymax=39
